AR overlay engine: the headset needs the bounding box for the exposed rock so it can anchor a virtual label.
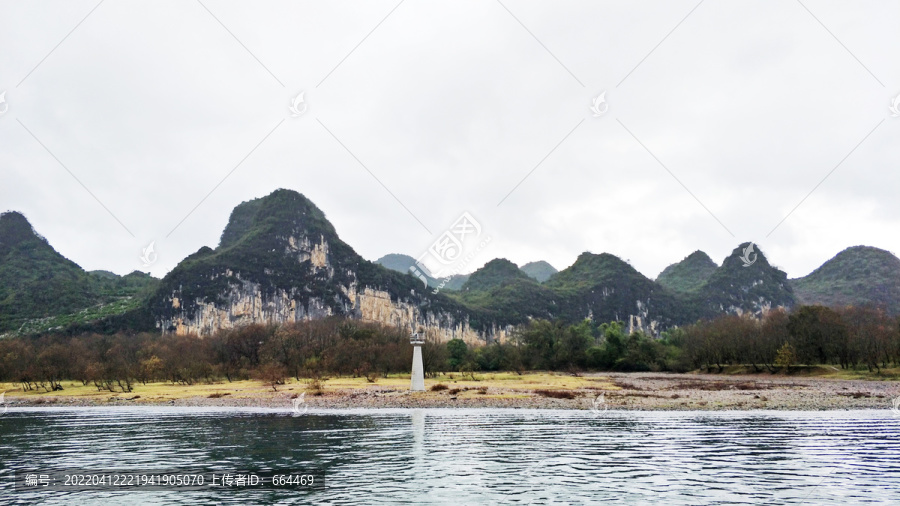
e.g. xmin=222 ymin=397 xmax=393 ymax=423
xmin=152 ymin=190 xmax=504 ymax=344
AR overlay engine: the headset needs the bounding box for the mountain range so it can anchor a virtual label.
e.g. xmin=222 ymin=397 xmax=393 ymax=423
xmin=373 ymin=255 xmax=558 ymax=289
xmin=3 ymin=189 xmax=899 ymax=342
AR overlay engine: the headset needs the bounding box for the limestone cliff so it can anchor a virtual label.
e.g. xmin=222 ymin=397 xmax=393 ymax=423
xmin=150 ymin=190 xmax=502 ymax=345
xmin=159 ymin=270 xmax=504 ymax=345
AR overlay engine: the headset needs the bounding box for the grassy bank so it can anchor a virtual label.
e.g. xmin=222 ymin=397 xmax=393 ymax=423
xmin=2 ymin=368 xmax=899 ymax=412
xmin=0 ymin=372 xmax=619 ymax=404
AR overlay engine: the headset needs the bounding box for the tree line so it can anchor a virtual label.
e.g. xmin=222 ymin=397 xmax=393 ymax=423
xmin=0 ymin=318 xmax=423 ymax=392
xmin=680 ymin=305 xmax=900 ymax=372
xmin=1 ymin=305 xmax=898 ymax=393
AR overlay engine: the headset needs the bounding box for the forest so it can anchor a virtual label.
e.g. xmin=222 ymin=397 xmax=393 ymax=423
xmin=1 ymin=304 xmax=898 ymax=393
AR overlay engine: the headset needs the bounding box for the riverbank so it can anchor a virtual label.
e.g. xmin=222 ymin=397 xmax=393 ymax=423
xmin=4 ymin=370 xmax=899 ymax=411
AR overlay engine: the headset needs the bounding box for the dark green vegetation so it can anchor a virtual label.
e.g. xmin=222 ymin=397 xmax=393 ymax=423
xmin=656 ymin=251 xmax=717 ymax=292
xmin=4 ymin=190 xmax=900 ymax=341
xmin=792 ymin=246 xmax=900 ymax=315
xmin=452 ymin=260 xmax=557 ymax=326
xmin=454 ymin=304 xmax=900 ymax=375
xmin=0 ymin=212 xmax=157 ymax=334
xmin=448 ymin=245 xmax=796 ymax=334
xmin=452 ymin=250 xmax=719 ymax=331
xmin=460 ymin=258 xmax=533 ymax=292
xmin=486 ymin=319 xmax=685 ymax=373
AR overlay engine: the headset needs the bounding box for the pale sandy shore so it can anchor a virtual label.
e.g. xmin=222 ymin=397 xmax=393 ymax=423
xmin=6 ymin=372 xmax=899 ymax=411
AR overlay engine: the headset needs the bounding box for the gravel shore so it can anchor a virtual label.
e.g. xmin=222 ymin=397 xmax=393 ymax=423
xmin=8 ymin=372 xmax=899 ymax=411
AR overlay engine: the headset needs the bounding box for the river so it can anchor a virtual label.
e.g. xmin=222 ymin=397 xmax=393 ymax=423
xmin=1 ymin=408 xmax=898 ymax=504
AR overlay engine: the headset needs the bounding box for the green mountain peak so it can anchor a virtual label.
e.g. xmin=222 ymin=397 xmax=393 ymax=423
xmin=462 ymin=258 xmax=533 ymax=292
xmin=657 ymin=250 xmax=717 ymax=293
xmin=544 ymin=252 xmax=640 ymax=290
xmin=699 ymin=242 xmax=794 ymax=316
xmin=792 ymin=245 xmax=900 ymax=314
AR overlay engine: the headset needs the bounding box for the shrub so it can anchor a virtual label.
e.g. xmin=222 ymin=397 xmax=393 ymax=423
xmin=307 ymin=378 xmax=325 ymax=396
xmin=255 ymin=362 xmax=287 ymax=391
xmin=774 ymin=343 xmax=796 ymax=370
xmin=533 ymin=389 xmax=575 ymax=399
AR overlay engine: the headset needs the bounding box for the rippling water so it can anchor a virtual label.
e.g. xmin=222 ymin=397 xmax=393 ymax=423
xmin=1 ymin=408 xmax=898 ymax=504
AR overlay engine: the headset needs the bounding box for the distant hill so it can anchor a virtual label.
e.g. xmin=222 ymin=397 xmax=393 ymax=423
xmin=544 ymin=252 xmax=700 ymax=329
xmin=89 ymin=270 xmax=120 ymax=280
xmin=375 ymin=253 xmax=417 ymax=273
xmin=375 ymin=253 xmax=468 ymax=290
xmin=455 ymin=252 xmax=701 ymax=333
xmin=461 ymin=259 xmax=533 ymax=292
xmin=520 ymin=260 xmax=557 ymax=282
xmin=452 ymin=259 xmax=551 ymax=325
xmin=656 ymin=251 xmax=717 ymax=292
xmin=792 ymin=246 xmax=900 ymax=315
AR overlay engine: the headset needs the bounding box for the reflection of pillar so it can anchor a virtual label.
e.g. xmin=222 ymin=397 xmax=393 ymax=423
xmin=410 ymin=331 xmax=425 ymax=391
xmin=411 ymin=410 xmax=425 ymax=480
xmin=411 ymin=409 xmax=424 ymax=449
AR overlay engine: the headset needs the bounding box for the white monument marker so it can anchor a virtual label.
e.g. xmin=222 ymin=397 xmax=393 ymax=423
xmin=410 ymin=328 xmax=425 ymax=392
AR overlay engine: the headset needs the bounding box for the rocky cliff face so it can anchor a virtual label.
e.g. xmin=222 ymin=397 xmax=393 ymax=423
xmin=159 ymin=266 xmax=504 ymax=345
xmin=151 ymin=190 xmax=504 ymax=345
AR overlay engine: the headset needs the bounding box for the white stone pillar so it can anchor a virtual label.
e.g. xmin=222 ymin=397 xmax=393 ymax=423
xmin=410 ymin=344 xmax=425 ymax=392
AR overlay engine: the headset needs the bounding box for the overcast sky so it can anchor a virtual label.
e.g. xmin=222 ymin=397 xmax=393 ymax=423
xmin=2 ymin=0 xmax=899 ymax=281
